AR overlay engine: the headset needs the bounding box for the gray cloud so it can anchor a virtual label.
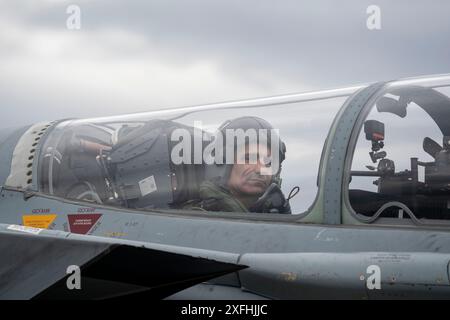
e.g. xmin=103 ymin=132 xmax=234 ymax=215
xmin=0 ymin=0 xmax=449 ymax=128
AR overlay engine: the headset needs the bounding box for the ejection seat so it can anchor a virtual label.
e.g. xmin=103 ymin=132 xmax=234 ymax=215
xmin=40 ymin=124 xmax=113 ymax=204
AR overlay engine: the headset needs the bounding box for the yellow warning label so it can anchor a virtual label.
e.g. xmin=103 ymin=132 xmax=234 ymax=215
xmin=22 ymin=214 xmax=57 ymax=229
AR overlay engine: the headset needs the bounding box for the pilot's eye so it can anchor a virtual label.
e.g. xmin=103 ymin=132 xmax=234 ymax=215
xmin=261 ymin=156 xmax=272 ymax=166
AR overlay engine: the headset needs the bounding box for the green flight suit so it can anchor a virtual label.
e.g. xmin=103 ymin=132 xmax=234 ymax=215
xmin=181 ymin=180 xmax=249 ymax=213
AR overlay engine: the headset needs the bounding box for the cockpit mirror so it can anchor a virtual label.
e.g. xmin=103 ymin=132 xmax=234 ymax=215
xmin=364 ymin=120 xmax=386 ymax=163
xmin=364 ymin=120 xmax=385 ymax=142
xmin=376 ymin=96 xmax=407 ymax=118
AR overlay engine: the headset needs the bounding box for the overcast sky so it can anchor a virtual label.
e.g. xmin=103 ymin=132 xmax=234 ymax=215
xmin=1 ymin=0 xmax=450 ymax=128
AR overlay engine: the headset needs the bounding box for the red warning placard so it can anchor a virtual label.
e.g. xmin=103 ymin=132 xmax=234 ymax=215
xmin=68 ymin=214 xmax=102 ymax=234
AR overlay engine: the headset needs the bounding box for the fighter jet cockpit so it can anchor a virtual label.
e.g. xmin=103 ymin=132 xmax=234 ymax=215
xmin=36 ymin=95 xmax=347 ymax=216
xmin=38 ymin=115 xmax=296 ymax=214
xmin=34 ymin=82 xmax=450 ymax=221
xmin=348 ymin=85 xmax=450 ymax=222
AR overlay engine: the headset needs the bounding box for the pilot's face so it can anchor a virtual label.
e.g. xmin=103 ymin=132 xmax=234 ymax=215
xmin=227 ymin=143 xmax=272 ymax=196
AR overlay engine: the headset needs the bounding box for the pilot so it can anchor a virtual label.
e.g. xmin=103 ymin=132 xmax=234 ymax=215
xmin=181 ymin=116 xmax=291 ymax=214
